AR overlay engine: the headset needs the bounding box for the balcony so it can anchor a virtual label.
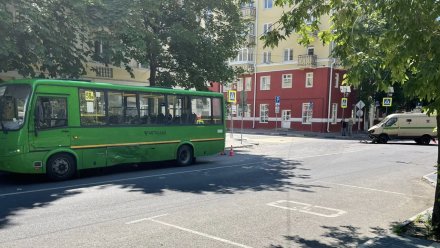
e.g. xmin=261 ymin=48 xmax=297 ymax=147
xmin=298 ymin=55 xmax=317 ymax=68
xmin=241 ymin=6 xmax=256 ymax=19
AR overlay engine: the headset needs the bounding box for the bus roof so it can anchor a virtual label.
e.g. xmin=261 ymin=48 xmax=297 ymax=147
xmin=2 ymin=79 xmax=223 ymax=97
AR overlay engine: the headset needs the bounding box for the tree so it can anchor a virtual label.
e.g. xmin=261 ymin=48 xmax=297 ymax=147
xmin=0 ymin=0 xmax=95 ymax=78
xmin=92 ymin=0 xmax=246 ymax=89
xmin=262 ymin=0 xmax=440 ymax=236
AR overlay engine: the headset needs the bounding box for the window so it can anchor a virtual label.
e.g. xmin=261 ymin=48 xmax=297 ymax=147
xmin=302 ymin=102 xmax=313 ymax=124
xmin=263 ymin=23 xmax=272 ymax=34
xmin=284 ymin=48 xmax=293 ymax=62
xmin=167 ymin=95 xmax=192 ymax=125
xmin=245 ymin=77 xmax=252 ymax=91
xmin=264 ymin=0 xmax=272 ymax=9
xmin=305 ymin=72 xmax=313 ymax=88
xmin=192 ymin=97 xmax=212 ymax=125
xmin=331 ymin=103 xmax=338 ymax=124
xmin=245 ymin=104 xmax=251 ymax=117
xmin=123 ymin=93 xmax=139 ymax=124
xmin=212 ymin=98 xmax=223 ymax=125
xmin=282 ymin=74 xmax=292 ymax=88
xmin=307 ymin=47 xmax=314 ymax=55
xmin=95 ymin=67 xmax=113 ymax=78
xmin=260 ymin=104 xmax=269 ymax=123
xmin=223 ymin=83 xmax=231 ymax=92
xmin=36 ymin=97 xmax=68 ymax=129
xmin=108 ymin=91 xmax=123 ymax=125
xmin=80 ymin=89 xmax=107 ymax=126
xmin=260 ymin=76 xmax=271 ymax=90
xmin=139 ymin=93 xmax=166 ymax=124
xmin=263 ymin=51 xmax=271 ymax=64
xmin=334 ymin=73 xmax=340 ymax=88
xmin=237 ymin=78 xmax=244 ymax=92
xmin=305 ymin=10 xmax=316 ymax=24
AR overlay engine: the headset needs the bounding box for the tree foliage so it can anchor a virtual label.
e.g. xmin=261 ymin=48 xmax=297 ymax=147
xmin=262 ymin=0 xmax=440 ymax=236
xmin=92 ymin=0 xmax=246 ymax=89
xmin=0 ymin=0 xmax=95 ymax=78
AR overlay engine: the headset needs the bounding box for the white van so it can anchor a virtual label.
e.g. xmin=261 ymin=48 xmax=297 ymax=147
xmin=368 ymin=113 xmax=437 ymax=144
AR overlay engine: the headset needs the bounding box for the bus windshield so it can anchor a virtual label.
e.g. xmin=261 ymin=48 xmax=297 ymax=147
xmin=0 ymin=84 xmax=31 ymax=131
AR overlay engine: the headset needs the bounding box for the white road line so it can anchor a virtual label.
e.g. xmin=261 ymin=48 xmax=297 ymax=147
xmin=294 ymin=149 xmax=366 ymax=160
xmin=149 ymin=218 xmax=253 ymax=248
xmin=125 ymin=214 xmax=169 ymax=225
xmin=316 ymin=181 xmax=427 ymax=198
xmin=0 ymin=162 xmax=259 ymax=197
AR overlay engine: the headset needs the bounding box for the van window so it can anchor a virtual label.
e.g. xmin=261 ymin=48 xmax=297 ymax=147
xmin=384 ymin=117 xmax=397 ymax=127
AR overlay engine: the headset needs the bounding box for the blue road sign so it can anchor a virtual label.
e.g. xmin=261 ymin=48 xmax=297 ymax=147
xmin=275 ymin=96 xmax=280 ymax=104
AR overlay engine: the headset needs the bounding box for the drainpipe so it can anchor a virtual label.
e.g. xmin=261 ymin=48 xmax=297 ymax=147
xmin=252 ymin=2 xmax=258 ymax=129
xmin=327 ymin=57 xmax=336 ymax=132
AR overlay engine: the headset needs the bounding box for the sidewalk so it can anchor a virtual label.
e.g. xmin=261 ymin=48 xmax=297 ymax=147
xmin=225 ymin=128 xmax=369 ymax=149
xmin=224 ymin=128 xmax=440 ymax=247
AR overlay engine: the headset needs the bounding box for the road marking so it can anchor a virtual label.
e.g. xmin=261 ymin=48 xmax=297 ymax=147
xmin=0 ymin=162 xmax=260 ymax=197
xmin=316 ymin=181 xmax=427 ymax=198
xmin=125 ymin=214 xmax=169 ymax=225
xmin=127 ymin=214 xmax=253 ymax=248
xmin=267 ymin=200 xmax=346 ymax=218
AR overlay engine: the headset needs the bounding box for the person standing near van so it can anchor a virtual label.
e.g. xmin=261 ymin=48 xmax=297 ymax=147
xmin=341 ymin=119 xmax=347 ymax=136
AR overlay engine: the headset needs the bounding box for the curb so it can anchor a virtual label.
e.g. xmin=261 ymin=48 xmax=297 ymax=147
xmin=422 ymin=172 xmax=437 ymax=187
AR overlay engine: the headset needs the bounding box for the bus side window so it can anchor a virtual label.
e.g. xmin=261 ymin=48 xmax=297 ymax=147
xmin=36 ymin=97 xmax=68 ymax=129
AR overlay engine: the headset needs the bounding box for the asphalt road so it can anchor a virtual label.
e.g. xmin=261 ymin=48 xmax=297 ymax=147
xmin=0 ymin=135 xmax=436 ymax=247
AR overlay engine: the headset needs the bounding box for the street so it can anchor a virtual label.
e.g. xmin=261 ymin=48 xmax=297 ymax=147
xmin=0 ymin=134 xmax=436 ymax=247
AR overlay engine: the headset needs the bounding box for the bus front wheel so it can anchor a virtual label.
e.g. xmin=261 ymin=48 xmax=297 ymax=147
xmin=46 ymin=153 xmax=76 ymax=181
xmin=176 ymin=145 xmax=194 ymax=166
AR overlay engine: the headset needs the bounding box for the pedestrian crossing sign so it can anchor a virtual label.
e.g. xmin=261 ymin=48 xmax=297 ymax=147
xmin=227 ymin=90 xmax=237 ymax=103
xmin=382 ymin=97 xmax=392 ymax=107
xmin=341 ymin=97 xmax=348 ymax=108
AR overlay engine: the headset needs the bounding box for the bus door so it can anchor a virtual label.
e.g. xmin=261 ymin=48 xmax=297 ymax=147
xmin=29 ymin=94 xmax=71 ymax=150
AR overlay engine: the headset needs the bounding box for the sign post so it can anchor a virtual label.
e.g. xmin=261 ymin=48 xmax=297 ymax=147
xmin=227 ymin=90 xmax=237 ymax=138
xmin=356 ymin=100 xmax=365 ymax=132
xmin=382 ymin=97 xmax=392 ymax=115
xmin=275 ymin=96 xmax=280 ymax=130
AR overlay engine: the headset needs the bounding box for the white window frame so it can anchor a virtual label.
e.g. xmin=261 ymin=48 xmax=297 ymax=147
xmin=245 ymin=104 xmax=251 ymax=117
xmin=334 ymin=73 xmax=340 ymax=88
xmin=245 ymin=77 xmax=252 ymax=92
xmin=284 ymin=48 xmax=293 ymax=62
xmin=223 ymin=83 xmax=231 ymax=92
xmin=264 ymin=0 xmax=273 ymax=9
xmin=237 ymin=78 xmax=244 ymax=92
xmin=331 ymin=103 xmax=338 ymax=124
xmin=263 ymin=23 xmax=272 ymax=34
xmin=302 ymin=103 xmax=313 ymax=124
xmin=305 ymin=72 xmax=313 ymax=88
xmin=307 ymin=46 xmax=315 ymax=55
xmin=260 ymin=76 xmax=271 ymax=91
xmin=282 ymin=74 xmax=292 ymax=88
xmin=263 ymin=51 xmax=271 ymax=64
xmin=260 ymin=104 xmax=269 ymax=123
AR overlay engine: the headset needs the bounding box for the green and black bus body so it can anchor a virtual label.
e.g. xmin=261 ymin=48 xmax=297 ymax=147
xmin=0 ymin=79 xmax=225 ymax=180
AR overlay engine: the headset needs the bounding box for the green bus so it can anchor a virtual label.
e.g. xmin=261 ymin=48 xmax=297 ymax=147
xmin=0 ymin=79 xmax=225 ymax=180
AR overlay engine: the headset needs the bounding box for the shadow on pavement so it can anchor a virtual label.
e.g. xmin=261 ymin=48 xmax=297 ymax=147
xmin=0 ymin=150 xmax=326 ymax=229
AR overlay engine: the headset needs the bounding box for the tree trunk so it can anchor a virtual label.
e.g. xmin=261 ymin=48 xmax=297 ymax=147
xmin=432 ymin=115 xmax=440 ymax=238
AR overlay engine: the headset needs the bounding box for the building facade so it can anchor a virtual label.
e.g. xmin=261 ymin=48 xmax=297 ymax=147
xmin=217 ymin=0 xmax=359 ymax=133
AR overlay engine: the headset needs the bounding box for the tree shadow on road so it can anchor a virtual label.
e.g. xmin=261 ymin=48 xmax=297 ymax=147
xmin=0 ymin=151 xmax=325 ymax=231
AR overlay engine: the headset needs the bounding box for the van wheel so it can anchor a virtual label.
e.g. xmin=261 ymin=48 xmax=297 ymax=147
xmin=46 ymin=153 xmax=76 ymax=181
xmin=420 ymin=135 xmax=431 ymax=145
xmin=378 ymin=134 xmax=388 ymax=144
xmin=176 ymin=145 xmax=194 ymax=166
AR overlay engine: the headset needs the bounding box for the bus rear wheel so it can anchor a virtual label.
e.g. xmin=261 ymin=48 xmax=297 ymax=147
xmin=46 ymin=153 xmax=76 ymax=181
xmin=176 ymin=145 xmax=194 ymax=166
